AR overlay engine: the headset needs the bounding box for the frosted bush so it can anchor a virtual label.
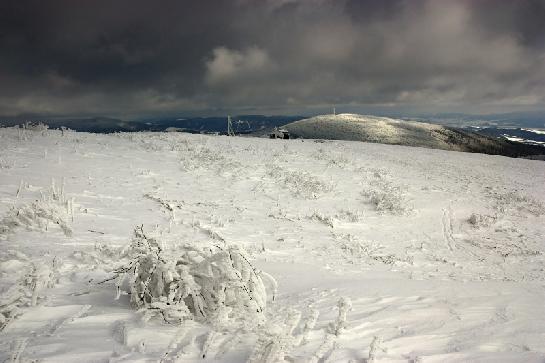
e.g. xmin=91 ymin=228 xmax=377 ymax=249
xmin=300 ymin=309 xmax=319 ymax=344
xmin=467 ymin=213 xmax=496 ymax=228
xmin=25 ymin=122 xmax=49 ymax=132
xmin=491 ymin=191 xmax=545 ymax=216
xmin=308 ymin=297 xmax=352 ymax=363
xmin=363 ymin=183 xmax=411 ymax=215
xmin=333 ymin=234 xmax=404 ymax=266
xmin=179 ymin=144 xmax=241 ymax=175
xmin=329 ymin=297 xmax=351 ymax=336
xmin=336 ymin=209 xmax=364 ymax=223
xmin=0 ymin=194 xmax=73 ymax=239
xmin=112 ymin=226 xmax=276 ymax=325
xmin=25 ymin=260 xmax=59 ymax=306
xmin=312 ymin=148 xmax=349 ymax=168
xmin=0 ymin=258 xmax=60 ymax=330
xmin=367 ymin=336 xmax=386 ymax=363
xmin=180 ymin=145 xmax=221 ymax=171
xmin=312 ymin=148 xmax=328 ymax=161
xmin=309 ymin=211 xmax=335 ymax=228
xmin=268 ymin=167 xmax=333 ymax=199
xmin=247 ymin=309 xmax=301 ymax=363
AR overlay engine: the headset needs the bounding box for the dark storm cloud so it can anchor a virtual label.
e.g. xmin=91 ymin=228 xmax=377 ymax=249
xmin=0 ymin=0 xmax=544 ymax=116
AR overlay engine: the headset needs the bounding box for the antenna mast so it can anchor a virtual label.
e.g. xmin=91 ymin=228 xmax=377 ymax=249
xmin=227 ymin=115 xmax=235 ymax=136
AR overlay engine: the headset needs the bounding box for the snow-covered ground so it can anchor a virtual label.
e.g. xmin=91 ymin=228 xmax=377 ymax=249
xmin=1 ymin=127 xmax=545 ymax=362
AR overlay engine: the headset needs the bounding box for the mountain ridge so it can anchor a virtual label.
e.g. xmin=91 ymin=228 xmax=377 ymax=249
xmin=281 ymin=113 xmax=545 ymax=158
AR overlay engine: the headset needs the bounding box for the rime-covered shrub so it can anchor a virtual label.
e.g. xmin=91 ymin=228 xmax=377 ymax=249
xmin=0 ymin=201 xmax=72 ymax=238
xmin=336 ymin=209 xmax=364 ymax=223
xmin=0 ymin=258 xmax=60 ymax=331
xmin=25 ymin=122 xmax=49 ymax=132
xmin=309 ymin=211 xmax=335 ymax=228
xmin=24 ymin=260 xmax=59 ymax=306
xmin=333 ymin=233 xmax=405 ymax=266
xmin=467 ymin=213 xmax=496 ymax=228
xmin=179 ymin=144 xmax=241 ymax=175
xmin=112 ymin=226 xmax=276 ymax=325
xmin=268 ymin=167 xmax=333 ymax=199
xmin=329 ymin=297 xmax=351 ymax=336
xmin=491 ymin=191 xmax=545 ymax=216
xmin=0 ymin=179 xmax=74 ymax=239
xmin=247 ymin=309 xmax=301 ymax=363
xmin=312 ymin=148 xmax=350 ymax=168
xmin=363 ymin=183 xmax=411 ymax=215
xmin=367 ymin=336 xmax=386 ymax=363
xmin=308 ymin=297 xmax=352 ymax=363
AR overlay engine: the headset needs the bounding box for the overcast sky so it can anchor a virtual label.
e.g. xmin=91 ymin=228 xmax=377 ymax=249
xmin=1 ymin=0 xmax=544 ymax=118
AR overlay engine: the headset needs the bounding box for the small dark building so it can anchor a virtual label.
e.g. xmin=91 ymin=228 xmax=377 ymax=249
xmin=269 ymin=128 xmax=290 ymax=139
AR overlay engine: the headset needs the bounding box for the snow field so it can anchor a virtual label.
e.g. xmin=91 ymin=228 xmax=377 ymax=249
xmin=1 ymin=127 xmax=545 ymax=362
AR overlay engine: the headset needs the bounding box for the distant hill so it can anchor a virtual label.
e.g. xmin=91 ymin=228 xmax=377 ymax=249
xmin=0 ymin=117 xmax=148 ymax=133
xmin=281 ymin=113 xmax=545 ymax=158
xmin=0 ymin=115 xmax=302 ymax=134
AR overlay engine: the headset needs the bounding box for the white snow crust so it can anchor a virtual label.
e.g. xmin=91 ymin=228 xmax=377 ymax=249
xmin=1 ymin=127 xmax=545 ymax=362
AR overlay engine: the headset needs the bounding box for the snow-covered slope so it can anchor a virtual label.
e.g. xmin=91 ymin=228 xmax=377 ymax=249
xmin=1 ymin=127 xmax=545 ymax=362
xmin=282 ymin=113 xmax=545 ymax=157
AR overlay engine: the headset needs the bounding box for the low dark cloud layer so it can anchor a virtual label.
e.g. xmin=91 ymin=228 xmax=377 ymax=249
xmin=1 ymin=0 xmax=544 ymax=117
